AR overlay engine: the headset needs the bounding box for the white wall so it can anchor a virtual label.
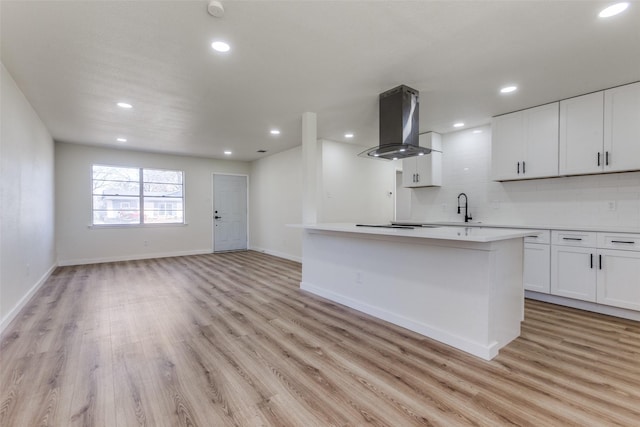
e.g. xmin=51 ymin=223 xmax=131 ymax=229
xmin=249 ymin=139 xmax=397 ymax=261
xmin=249 ymin=146 xmax=303 ymax=261
xmin=408 ymin=125 xmax=640 ymax=228
xmin=1 ymin=64 xmax=56 ymax=330
xmin=55 ymin=142 xmax=250 ymax=265
xmin=319 ymin=140 xmax=396 ymax=223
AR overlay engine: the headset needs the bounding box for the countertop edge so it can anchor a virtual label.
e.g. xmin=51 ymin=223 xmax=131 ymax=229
xmin=391 ymin=221 xmax=640 ymax=234
xmin=290 ymin=223 xmax=535 ymax=243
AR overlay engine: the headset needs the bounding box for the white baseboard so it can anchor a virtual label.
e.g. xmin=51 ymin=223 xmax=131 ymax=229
xmin=301 ymin=281 xmax=497 ymax=361
xmin=249 ymin=246 xmax=302 ymax=263
xmin=0 ymin=263 xmax=57 ymax=334
xmin=525 ymin=291 xmax=640 ymax=321
xmin=57 ymin=249 xmax=213 ymax=266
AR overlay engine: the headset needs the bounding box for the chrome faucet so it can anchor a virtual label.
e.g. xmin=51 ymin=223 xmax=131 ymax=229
xmin=457 ymin=193 xmax=472 ymax=223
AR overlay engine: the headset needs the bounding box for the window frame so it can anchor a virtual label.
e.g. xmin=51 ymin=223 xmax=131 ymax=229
xmin=91 ymin=164 xmax=186 ymax=227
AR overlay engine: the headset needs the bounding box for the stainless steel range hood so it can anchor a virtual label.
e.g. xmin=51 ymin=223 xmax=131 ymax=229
xmin=359 ymin=85 xmax=436 ymax=160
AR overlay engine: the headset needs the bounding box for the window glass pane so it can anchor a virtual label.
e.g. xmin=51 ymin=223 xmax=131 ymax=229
xmin=92 ymin=211 xmax=141 ymax=224
xmin=143 ymin=182 xmax=183 ymax=197
xmin=92 ymin=195 xmax=140 ymax=224
xmin=92 ymin=165 xmax=140 ymax=198
xmin=93 ymin=165 xmax=139 ymax=181
xmin=143 ymin=169 xmax=183 ymax=197
xmin=93 ymin=179 xmax=140 ymax=196
xmin=143 ymin=169 xmax=183 ymax=184
xmin=144 ymin=211 xmax=184 ymax=224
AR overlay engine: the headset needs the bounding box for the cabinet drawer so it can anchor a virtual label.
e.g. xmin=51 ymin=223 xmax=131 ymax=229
xmin=552 ymin=230 xmax=597 ymax=247
xmin=597 ymin=233 xmax=640 ymax=251
xmin=524 ymin=230 xmax=551 ymax=244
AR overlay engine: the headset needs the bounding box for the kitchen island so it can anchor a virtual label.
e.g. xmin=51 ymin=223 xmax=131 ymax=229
xmin=298 ymin=223 xmax=535 ymax=360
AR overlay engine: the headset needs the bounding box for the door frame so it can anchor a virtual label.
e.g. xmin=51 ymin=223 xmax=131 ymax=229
xmin=212 ymin=173 xmax=250 ymax=253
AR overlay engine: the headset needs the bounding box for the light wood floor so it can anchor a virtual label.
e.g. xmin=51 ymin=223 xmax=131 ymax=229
xmin=1 ymin=251 xmax=639 ymax=426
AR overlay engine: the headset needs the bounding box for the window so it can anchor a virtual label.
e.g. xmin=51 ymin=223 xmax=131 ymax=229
xmin=92 ymin=165 xmax=184 ymax=225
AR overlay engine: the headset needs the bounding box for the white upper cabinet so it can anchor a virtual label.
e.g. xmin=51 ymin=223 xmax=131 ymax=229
xmin=402 ymin=132 xmax=442 ymax=188
xmin=491 ymin=111 xmax=524 ymax=181
xmin=559 ymin=82 xmax=640 ymax=175
xmin=604 ymin=82 xmax=640 ymax=173
xmin=491 ymin=102 xmax=559 ymax=181
xmin=559 ymin=91 xmax=604 ymax=175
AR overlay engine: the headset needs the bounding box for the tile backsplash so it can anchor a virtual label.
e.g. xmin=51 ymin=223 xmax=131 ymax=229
xmin=407 ymin=125 xmax=640 ymax=229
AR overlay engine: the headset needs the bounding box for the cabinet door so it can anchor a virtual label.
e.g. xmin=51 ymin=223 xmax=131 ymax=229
xmin=401 ymin=158 xmax=418 ymax=188
xmin=559 ymin=91 xmax=604 ymax=175
xmin=523 ymin=103 xmax=559 ymax=179
xmin=597 ymin=249 xmax=640 ymax=311
xmin=402 ymin=133 xmax=442 ymax=188
xmin=524 ymin=243 xmax=551 ymax=293
xmin=551 ymin=246 xmax=596 ymax=301
xmin=604 ymin=82 xmax=640 ymax=173
xmin=491 ymin=111 xmax=525 ymax=180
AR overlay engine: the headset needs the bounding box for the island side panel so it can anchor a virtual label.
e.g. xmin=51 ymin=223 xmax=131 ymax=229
xmin=300 ymin=230 xmax=519 ymax=360
xmin=488 ymin=238 xmax=524 ymax=354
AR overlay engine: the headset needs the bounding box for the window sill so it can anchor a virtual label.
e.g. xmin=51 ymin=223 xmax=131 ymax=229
xmin=88 ymin=223 xmax=188 ymax=229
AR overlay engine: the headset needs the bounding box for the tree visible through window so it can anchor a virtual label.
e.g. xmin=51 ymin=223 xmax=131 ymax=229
xmin=92 ymin=165 xmax=184 ymax=225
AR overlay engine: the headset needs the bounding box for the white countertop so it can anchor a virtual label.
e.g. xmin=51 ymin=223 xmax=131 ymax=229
xmin=392 ymin=221 xmax=640 ymax=234
xmin=296 ymin=223 xmax=535 ymax=243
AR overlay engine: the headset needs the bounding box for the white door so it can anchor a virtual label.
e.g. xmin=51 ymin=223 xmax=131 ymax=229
xmin=213 ymin=174 xmax=247 ymax=252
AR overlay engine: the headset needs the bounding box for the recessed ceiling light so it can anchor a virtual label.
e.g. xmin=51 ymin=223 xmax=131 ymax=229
xmin=453 ymin=122 xmax=465 ymax=128
xmin=224 ymin=150 xmax=232 ymax=155
xmin=500 ymin=85 xmax=518 ymax=94
xmin=418 ymin=153 xmax=425 ymax=156
xmin=117 ymin=102 xmax=132 ymax=109
xmin=116 ymin=138 xmax=127 ymax=142
xmin=399 ymin=148 xmax=406 ymax=152
xmin=599 ymin=2 xmax=629 ymax=18
xmin=373 ymin=153 xmax=380 ymax=157
xmin=211 ymin=41 xmax=231 ymax=52
xmin=392 ymin=157 xmax=399 ymax=161
xmin=270 ymin=129 xmax=280 ymax=135
xmin=344 ymin=133 xmax=354 ymax=138
xmin=472 ymin=130 xmax=483 ymax=134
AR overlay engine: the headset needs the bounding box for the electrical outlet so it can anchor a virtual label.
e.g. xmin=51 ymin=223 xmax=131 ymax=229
xmin=441 ymin=204 xmax=447 ymax=212
xmin=607 ymin=201 xmax=617 ymax=212
xmin=144 ymin=240 xmax=149 ymax=247
xmin=355 ymin=271 xmax=362 ymax=284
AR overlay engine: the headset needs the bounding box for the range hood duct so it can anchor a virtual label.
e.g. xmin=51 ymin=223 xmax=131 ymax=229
xmin=359 ymin=85 xmax=436 ymax=160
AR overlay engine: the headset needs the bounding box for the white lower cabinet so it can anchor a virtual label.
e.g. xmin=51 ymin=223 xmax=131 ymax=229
xmin=523 ymin=231 xmax=551 ymax=293
xmin=551 ymin=245 xmax=597 ymax=302
xmin=524 ymin=243 xmax=551 ymax=293
xmin=549 ymin=230 xmax=640 ymax=310
xmin=597 ymin=249 xmax=640 ymax=311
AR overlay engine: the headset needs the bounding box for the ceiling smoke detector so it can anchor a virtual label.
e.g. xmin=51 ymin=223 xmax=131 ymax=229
xmin=207 ymin=1 xmax=225 ymax=18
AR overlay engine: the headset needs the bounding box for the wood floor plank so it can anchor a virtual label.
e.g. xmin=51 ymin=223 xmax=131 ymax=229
xmin=2 ymin=251 xmax=639 ymax=426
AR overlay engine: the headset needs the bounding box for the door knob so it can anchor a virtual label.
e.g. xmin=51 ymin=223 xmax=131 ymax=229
xmin=214 ymin=215 xmax=222 ymax=219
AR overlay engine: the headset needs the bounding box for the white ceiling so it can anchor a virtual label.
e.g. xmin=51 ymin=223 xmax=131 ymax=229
xmin=2 ymin=1 xmax=639 ymax=161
